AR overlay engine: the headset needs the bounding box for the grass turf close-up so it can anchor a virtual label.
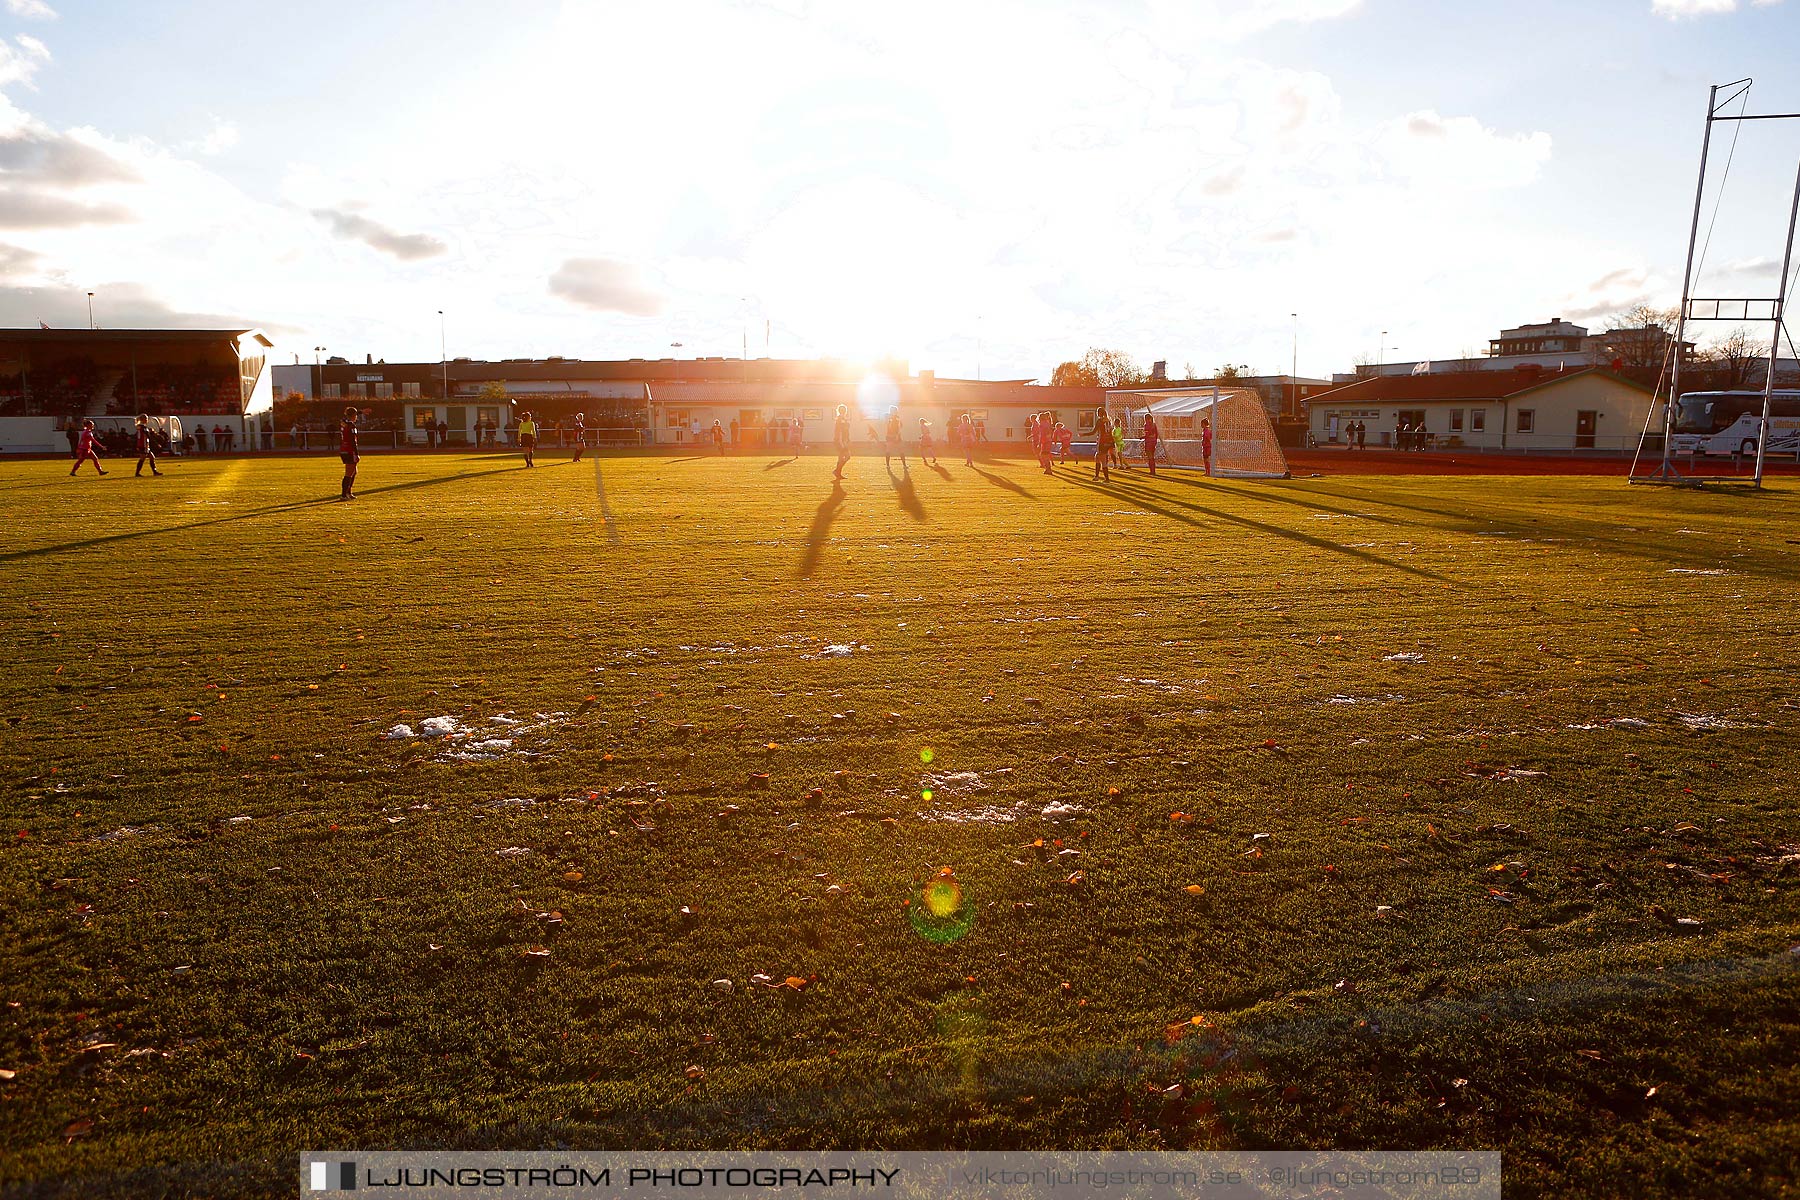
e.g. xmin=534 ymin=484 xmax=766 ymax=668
xmin=2 ymin=450 xmax=1798 ymax=1198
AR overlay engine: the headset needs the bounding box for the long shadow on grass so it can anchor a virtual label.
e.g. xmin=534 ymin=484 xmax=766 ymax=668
xmin=927 ymin=462 xmax=952 ymax=481
xmin=970 ymin=465 xmax=1035 ymax=498
xmin=0 ymin=465 xmax=526 ymax=563
xmin=1064 ymin=475 xmax=1453 ymax=583
xmin=1276 ymin=478 xmax=1800 ymax=581
xmin=591 ymin=456 xmax=622 ymax=546
xmin=889 ymin=466 xmax=927 ymax=521
xmin=796 ymin=482 xmax=847 ymax=579
xmin=763 ymin=457 xmax=798 ymax=471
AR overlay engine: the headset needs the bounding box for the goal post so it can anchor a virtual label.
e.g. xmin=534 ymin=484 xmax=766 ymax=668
xmin=1103 ymin=386 xmax=1290 ymax=479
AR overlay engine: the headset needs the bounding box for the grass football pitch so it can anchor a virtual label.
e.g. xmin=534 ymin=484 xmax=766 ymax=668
xmin=2 ymin=451 xmax=1798 ymax=1198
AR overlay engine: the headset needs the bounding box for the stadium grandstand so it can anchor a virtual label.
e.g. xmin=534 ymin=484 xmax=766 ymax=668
xmin=0 ymin=328 xmax=273 ymax=454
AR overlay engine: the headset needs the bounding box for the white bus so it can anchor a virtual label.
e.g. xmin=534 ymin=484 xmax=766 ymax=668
xmin=1670 ymin=390 xmax=1800 ymax=456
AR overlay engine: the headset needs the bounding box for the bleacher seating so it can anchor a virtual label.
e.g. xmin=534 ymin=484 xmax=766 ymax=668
xmin=20 ymin=358 xmax=100 ymax=418
xmin=109 ymin=363 xmax=241 ymax=415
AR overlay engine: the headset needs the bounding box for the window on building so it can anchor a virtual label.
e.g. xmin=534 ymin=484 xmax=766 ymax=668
xmin=401 ymin=382 xmax=420 ymax=398
xmin=1517 ymin=409 xmax=1534 ymax=433
xmin=374 ymin=382 xmax=394 ymax=399
xmin=347 ymin=383 xmax=366 ymax=398
xmin=1471 ymin=409 xmax=1486 ymax=432
xmin=321 ymin=383 xmax=341 ymax=400
xmin=1449 ymin=409 xmax=1464 ymax=432
xmin=412 ymin=409 xmax=437 ymax=429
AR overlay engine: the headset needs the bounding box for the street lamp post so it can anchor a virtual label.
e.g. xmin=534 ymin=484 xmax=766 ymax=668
xmin=1378 ymin=330 xmax=1388 ymax=374
xmin=87 ymin=292 xmax=95 ymax=330
xmin=437 ymin=310 xmax=448 ymax=406
xmin=1290 ymin=312 xmax=1299 ymax=416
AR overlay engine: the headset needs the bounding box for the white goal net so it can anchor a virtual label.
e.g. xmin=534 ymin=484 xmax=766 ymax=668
xmin=1102 ymin=387 xmax=1289 ymax=479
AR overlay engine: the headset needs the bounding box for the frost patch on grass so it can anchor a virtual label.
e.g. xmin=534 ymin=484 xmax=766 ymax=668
xmin=1567 ymin=717 xmax=1654 ymax=731
xmin=1667 ymin=568 xmax=1729 ymax=576
xmin=1676 ymin=712 xmax=1760 ymax=731
xmin=1119 ymin=677 xmax=1183 ymax=693
xmin=1383 ymin=652 xmax=1427 ymax=664
xmin=919 ymin=803 xmax=1020 ymax=824
xmin=387 ymin=710 xmax=571 ymax=761
xmin=928 ymin=771 xmax=988 ymax=794
xmin=89 ymin=826 xmax=156 ymax=844
xmin=819 ymin=644 xmax=855 ymax=657
xmin=442 ymin=738 xmax=514 ymax=762
xmin=1041 ymin=802 xmax=1082 ymax=819
xmin=1325 ymin=693 xmax=1405 ymax=705
xmin=495 ymin=846 xmax=532 ymax=857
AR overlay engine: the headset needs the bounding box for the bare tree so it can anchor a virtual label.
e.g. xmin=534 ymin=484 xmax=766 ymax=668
xmin=1699 ymin=326 xmax=1766 ymax=388
xmin=1049 ymin=348 xmax=1148 ymax=389
xmin=1050 ymin=359 xmax=1098 ymax=387
xmin=1599 ymin=305 xmax=1681 ymax=369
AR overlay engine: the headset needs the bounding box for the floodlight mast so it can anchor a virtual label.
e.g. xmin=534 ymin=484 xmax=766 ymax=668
xmin=1644 ymin=79 xmax=1800 ymax=487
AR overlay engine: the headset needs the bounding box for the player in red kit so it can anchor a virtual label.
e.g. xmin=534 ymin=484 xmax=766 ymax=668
xmin=134 ymin=415 xmax=163 ymax=477
xmin=832 ymin=404 xmax=852 ymax=480
xmin=69 ymin=419 xmax=106 ymax=476
xmin=918 ymin=418 xmax=938 ymax=466
xmin=338 ymin=406 xmax=360 ymax=500
xmin=1141 ymin=413 xmax=1160 ymax=476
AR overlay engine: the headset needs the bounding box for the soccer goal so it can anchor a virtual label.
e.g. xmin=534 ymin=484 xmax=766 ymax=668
xmin=1103 ymin=386 xmax=1290 ymax=478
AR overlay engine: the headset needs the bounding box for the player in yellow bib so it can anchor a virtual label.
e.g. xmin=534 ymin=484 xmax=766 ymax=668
xmin=518 ymin=412 xmax=538 ymax=467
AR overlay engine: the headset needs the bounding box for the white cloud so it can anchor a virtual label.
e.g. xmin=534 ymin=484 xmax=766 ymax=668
xmin=0 ymin=33 xmax=49 ymax=89
xmin=4 ymin=0 xmax=56 ymax=19
xmin=312 ymin=207 xmax=446 ymax=261
xmin=548 ymin=258 xmax=664 ymax=316
xmin=0 ymin=187 xmax=132 ymax=227
xmin=1651 ymin=0 xmax=1739 ymax=15
xmin=191 ymin=118 xmax=238 ymax=156
xmin=1376 ymin=109 xmax=1553 ymax=189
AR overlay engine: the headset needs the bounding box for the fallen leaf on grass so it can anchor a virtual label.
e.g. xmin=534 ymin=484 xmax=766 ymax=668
xmin=62 ymin=1118 xmax=93 ymax=1142
xmin=685 ymin=1064 xmax=706 ymax=1080
xmin=521 ymin=946 xmax=552 ymax=958
xmin=1183 ymin=885 xmax=1206 ymax=895
xmin=562 ymin=871 xmax=584 ymax=882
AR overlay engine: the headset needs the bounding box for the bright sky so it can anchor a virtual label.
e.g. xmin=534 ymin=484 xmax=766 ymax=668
xmin=2 ymin=0 xmax=1798 ymax=380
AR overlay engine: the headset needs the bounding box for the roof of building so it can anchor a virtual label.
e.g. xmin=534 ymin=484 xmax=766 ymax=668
xmin=1306 ymin=366 xmax=1653 ymax=405
xmin=0 ymin=327 xmax=271 ymax=346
